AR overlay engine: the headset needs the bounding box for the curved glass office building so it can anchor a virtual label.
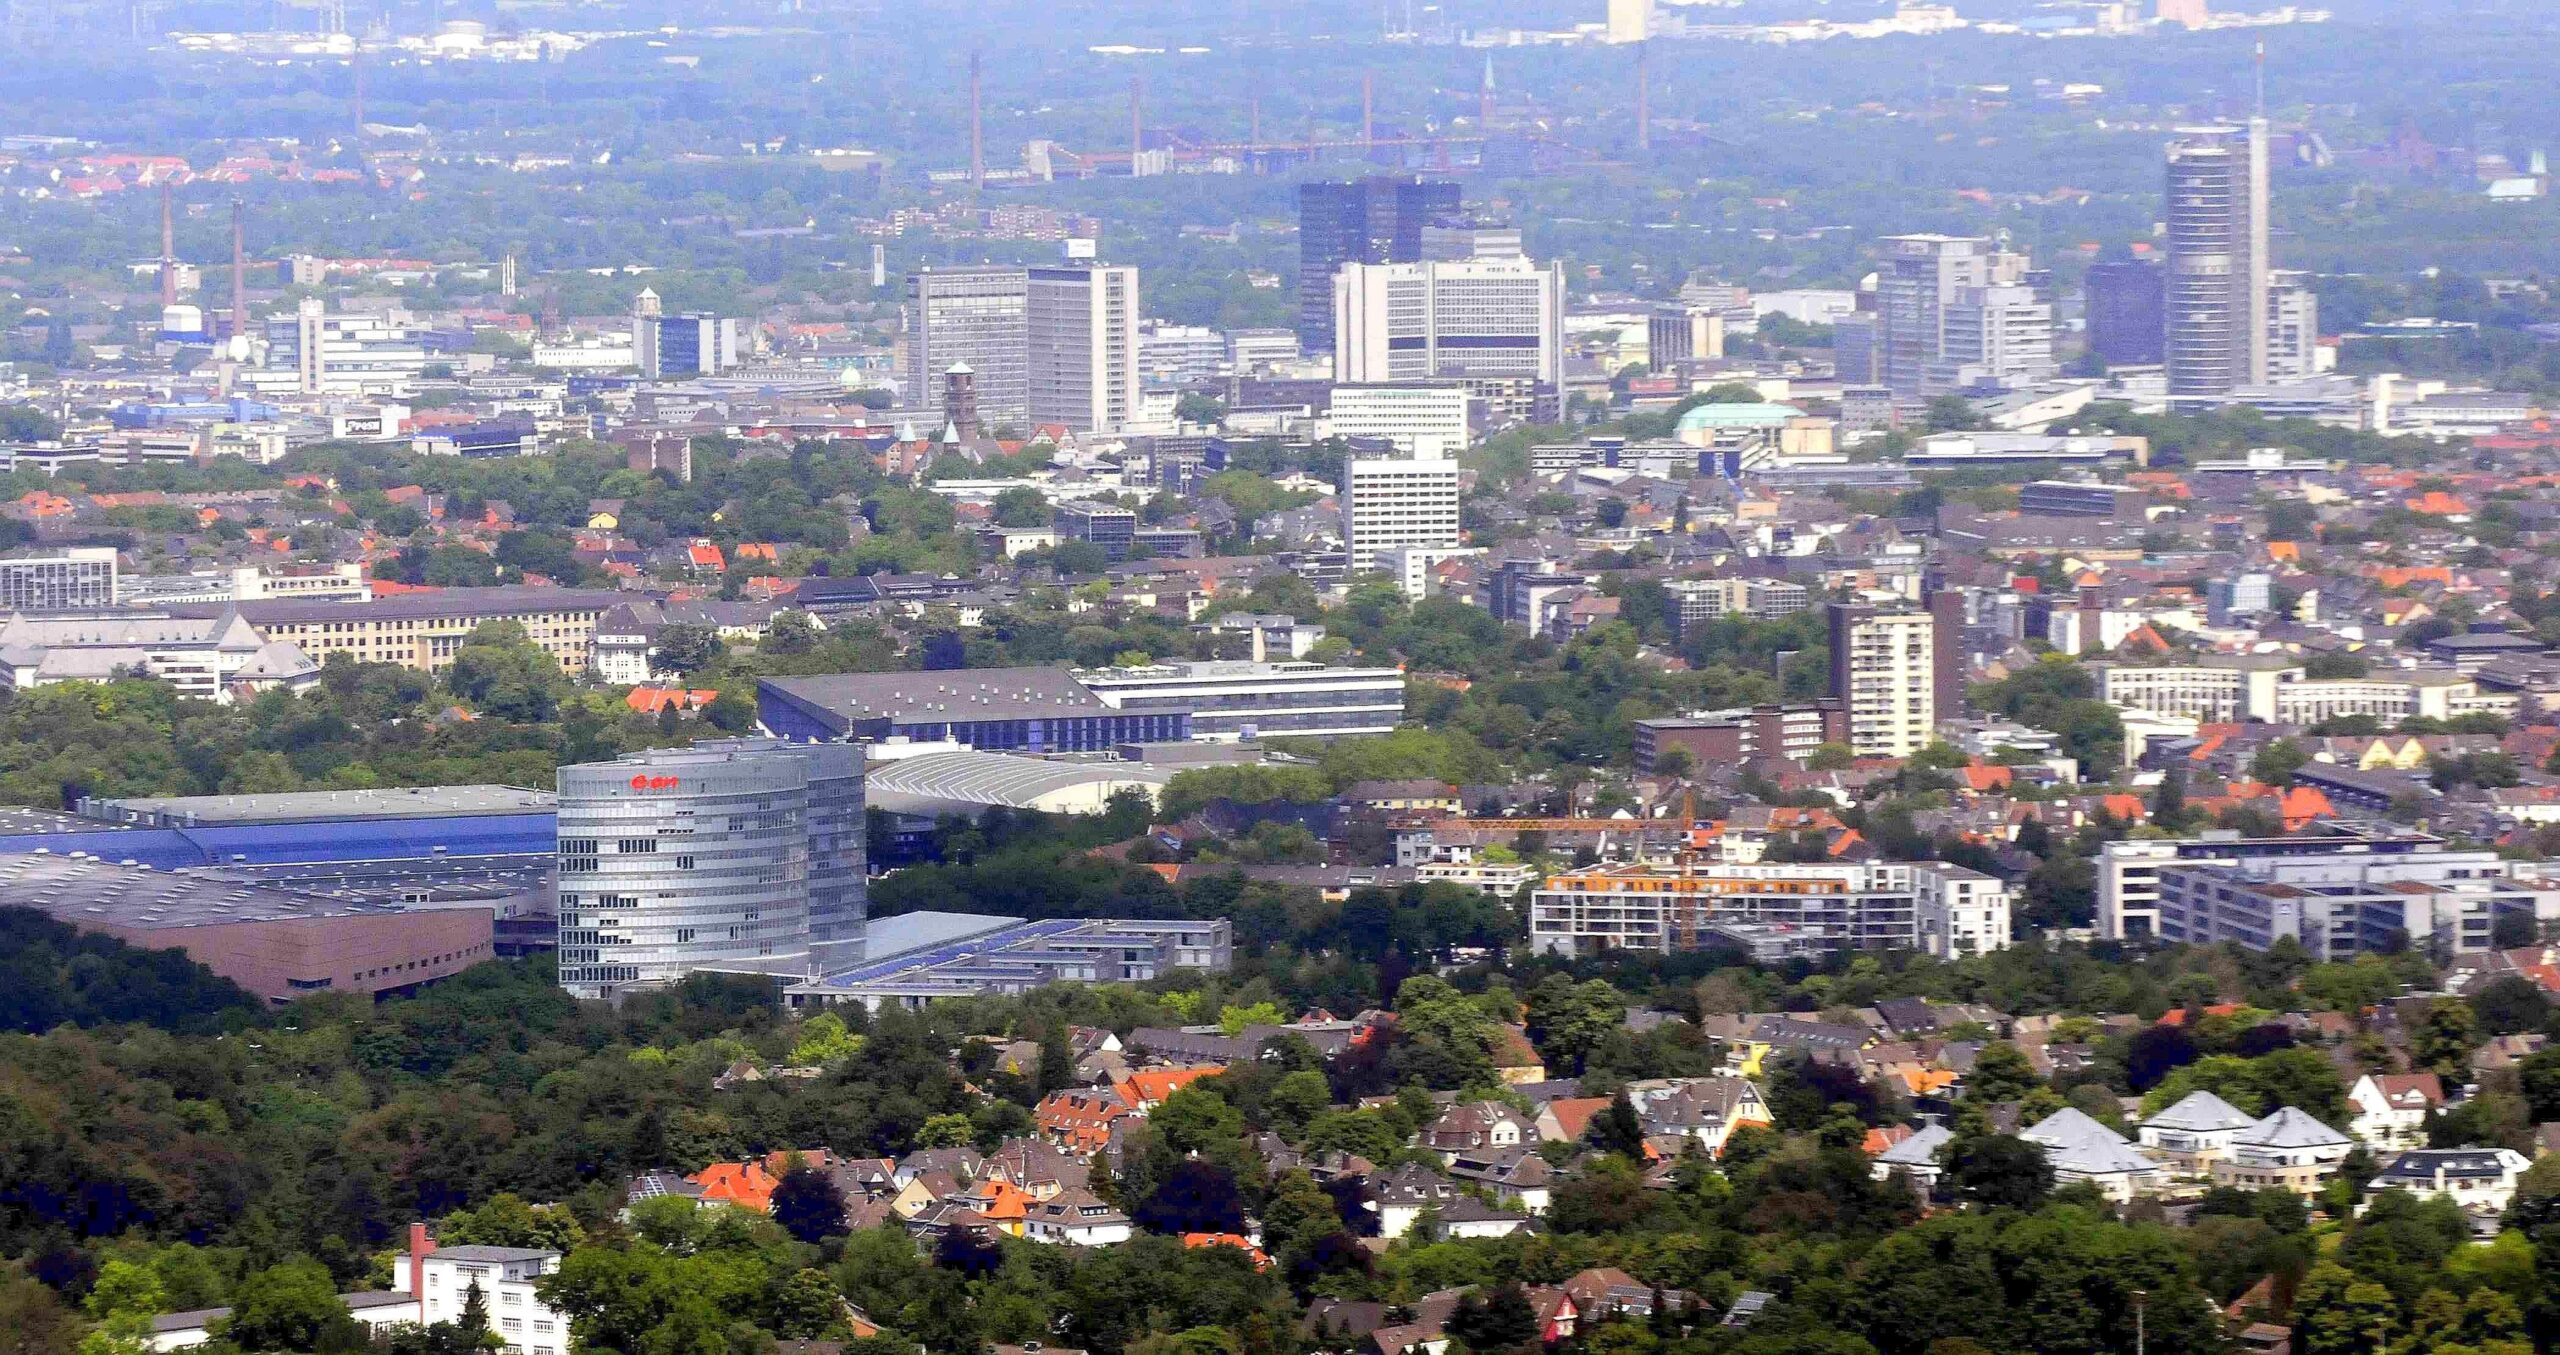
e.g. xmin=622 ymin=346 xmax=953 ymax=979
xmin=556 ymin=740 xmax=865 ymax=999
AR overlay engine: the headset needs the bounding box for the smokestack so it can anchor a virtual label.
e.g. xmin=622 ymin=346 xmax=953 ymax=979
xmin=1248 ymin=94 xmax=1260 ymax=148
xmin=406 ymin=1222 xmax=435 ymax=1324
xmin=1479 ymin=54 xmax=1494 ymax=130
xmin=968 ymin=52 xmax=984 ymax=191
xmin=1636 ymin=41 xmax=1651 ymax=153
xmin=1361 ymin=71 xmax=1375 ymax=151
xmin=1129 ymin=76 xmax=1143 ymax=171
xmin=159 ymin=182 xmax=175 ymax=307
xmin=352 ymin=48 xmax=365 ymax=135
xmin=230 ymin=198 xmax=246 ymax=339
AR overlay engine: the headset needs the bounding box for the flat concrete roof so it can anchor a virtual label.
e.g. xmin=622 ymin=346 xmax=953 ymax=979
xmin=762 ymin=668 xmax=1109 ymax=726
xmin=0 ymin=852 xmax=410 ymax=929
xmin=84 ymin=785 xmax=556 ymax=826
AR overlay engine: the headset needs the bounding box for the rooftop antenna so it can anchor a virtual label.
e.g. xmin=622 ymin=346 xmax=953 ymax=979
xmin=968 ymin=51 xmax=985 ymax=191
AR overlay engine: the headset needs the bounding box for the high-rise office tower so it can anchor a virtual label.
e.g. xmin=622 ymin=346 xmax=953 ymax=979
xmin=1342 ymin=449 xmax=1462 ymax=576
xmin=1932 ymin=283 xmax=2056 ymax=394
xmin=555 ymin=738 xmax=866 ymax=999
xmin=1297 ymin=176 xmax=1462 ymax=352
xmin=906 ymin=265 xmax=1032 ymax=429
xmin=2084 ymin=256 xmax=2166 ymax=366
xmin=1027 ymin=263 xmax=1140 ymax=434
xmin=1332 ymin=256 xmax=1567 ymax=388
xmin=1832 ymin=310 xmax=1883 ymax=385
xmin=2164 ymin=122 xmax=2271 ymax=404
xmin=1874 ymin=235 xmax=2037 ymax=399
xmin=635 ymin=311 xmax=743 ymax=379
xmin=1827 ymin=602 xmax=1937 ymax=759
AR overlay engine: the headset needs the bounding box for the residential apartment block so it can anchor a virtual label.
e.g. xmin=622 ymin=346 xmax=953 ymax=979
xmin=2098 ymin=827 xmax=2559 ymax=958
xmin=1530 ymin=860 xmax=2010 ymax=959
xmin=1827 ymin=602 xmax=1938 ymax=758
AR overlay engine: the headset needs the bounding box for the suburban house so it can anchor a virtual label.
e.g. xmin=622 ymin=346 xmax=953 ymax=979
xmin=2365 ymin=1148 xmax=2534 ymax=1218
xmin=1870 ymin=1122 xmax=1954 ymax=1192
xmin=1622 ymin=1076 xmax=1773 ymax=1157
xmin=2211 ymin=1108 xmax=2355 ymax=1196
xmin=2347 ymin=1073 xmax=2446 ymax=1151
xmin=1022 ymin=1189 xmax=1136 ymax=1246
xmin=2021 ymin=1108 xmax=2166 ymax=1202
xmin=2136 ymin=1090 xmax=2259 ymax=1174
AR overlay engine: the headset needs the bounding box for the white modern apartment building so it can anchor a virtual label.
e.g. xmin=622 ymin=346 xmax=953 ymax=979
xmin=1329 ymin=384 xmax=1472 ymax=460
xmin=1916 ymin=862 xmax=2012 ymax=959
xmin=2090 ymin=661 xmax=2516 ymax=724
xmin=555 ymin=739 xmax=866 ymax=998
xmin=1076 ymin=659 xmax=1407 ymax=741
xmin=1028 ymin=264 xmax=1140 ymax=433
xmin=1828 ymin=602 xmax=1937 ymax=758
xmin=1530 ymin=860 xmax=2011 ymax=959
xmin=1342 ymin=451 xmax=1462 ymax=575
xmin=2097 ymin=826 xmax=2487 ymax=944
xmin=1332 ymin=256 xmax=1566 ymax=388
xmin=2142 ymin=844 xmax=2560 ymax=960
xmin=1665 ymin=577 xmax=1811 ymax=634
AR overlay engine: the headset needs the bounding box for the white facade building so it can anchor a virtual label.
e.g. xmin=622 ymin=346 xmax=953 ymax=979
xmin=1342 ymin=452 xmax=1462 ymax=576
xmin=388 ymin=1241 xmax=569 ymax=1355
xmin=1075 ymin=659 xmax=1408 ymax=741
xmin=1028 ymin=264 xmax=1140 ymax=433
xmin=1828 ymin=603 xmax=1937 ymax=758
xmin=1333 ymin=257 xmax=1566 ymax=388
xmin=1328 ymin=384 xmax=1472 ymax=460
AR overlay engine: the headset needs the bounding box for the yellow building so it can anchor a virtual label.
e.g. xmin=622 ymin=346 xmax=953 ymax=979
xmin=185 ymin=587 xmax=627 ymax=675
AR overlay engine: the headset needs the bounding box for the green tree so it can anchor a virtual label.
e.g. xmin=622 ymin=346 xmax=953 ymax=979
xmin=1524 ymin=974 xmax=1626 ymax=1074
xmin=217 ymin=1260 xmax=362 ymax=1354
xmin=653 ymin=623 xmax=725 ymax=675
xmin=1944 ymin=1135 xmax=2053 ymax=1210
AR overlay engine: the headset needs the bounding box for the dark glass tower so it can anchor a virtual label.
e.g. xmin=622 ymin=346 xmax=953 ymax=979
xmin=1297 ymin=176 xmax=1462 ymax=353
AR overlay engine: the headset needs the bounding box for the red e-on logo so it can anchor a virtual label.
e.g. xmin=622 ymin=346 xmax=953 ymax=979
xmin=629 ymin=774 xmax=682 ymax=790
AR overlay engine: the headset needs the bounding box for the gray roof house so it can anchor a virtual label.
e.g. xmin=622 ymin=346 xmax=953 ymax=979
xmin=2021 ymin=1108 xmax=2165 ymax=1202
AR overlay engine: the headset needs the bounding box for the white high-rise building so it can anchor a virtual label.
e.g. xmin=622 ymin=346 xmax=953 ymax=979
xmin=2164 ymin=121 xmax=2272 ymax=404
xmin=1827 ymin=602 xmax=1937 ymax=758
xmin=1333 ymin=257 xmax=1566 ymax=388
xmin=1028 ymin=264 xmax=1140 ymax=434
xmin=2268 ymin=271 xmax=2321 ymax=381
xmin=1329 ymin=384 xmax=1471 ymax=460
xmin=1342 ymin=449 xmax=1462 ymax=578
xmin=1931 ymin=284 xmax=2057 ymax=394
xmin=905 ymin=265 xmax=1032 ymax=428
xmin=1875 ymin=234 xmax=2042 ymax=399
xmin=294 ymin=297 xmax=326 ymax=394
xmin=1606 ymin=0 xmax=1654 ymax=43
